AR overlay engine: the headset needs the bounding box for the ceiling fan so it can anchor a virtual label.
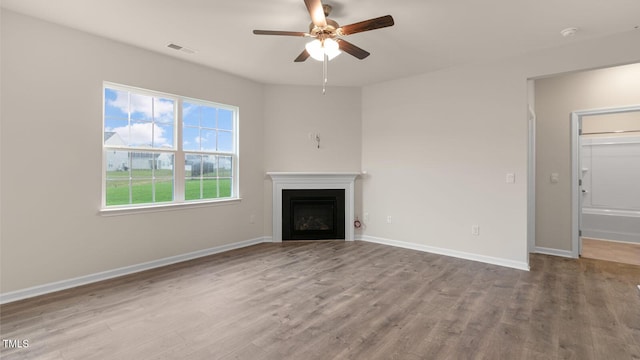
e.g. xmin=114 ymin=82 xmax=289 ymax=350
xmin=253 ymin=0 xmax=394 ymax=62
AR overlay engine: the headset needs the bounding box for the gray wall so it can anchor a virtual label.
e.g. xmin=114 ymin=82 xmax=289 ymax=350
xmin=361 ymin=35 xmax=640 ymax=267
xmin=262 ymin=85 xmax=363 ymax=238
xmin=535 ymin=64 xmax=640 ymax=252
xmin=1 ymin=10 xmax=266 ymax=294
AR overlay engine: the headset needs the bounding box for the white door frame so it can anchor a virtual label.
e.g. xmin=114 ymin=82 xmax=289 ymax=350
xmin=527 ymin=80 xmax=536 ymax=254
xmin=570 ymin=104 xmax=640 ymax=257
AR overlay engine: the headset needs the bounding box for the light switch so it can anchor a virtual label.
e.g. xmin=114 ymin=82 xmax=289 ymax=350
xmin=550 ymin=173 xmax=559 ymax=184
xmin=506 ymin=173 xmax=515 ymax=184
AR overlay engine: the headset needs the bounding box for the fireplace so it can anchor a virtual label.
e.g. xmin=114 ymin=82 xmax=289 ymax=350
xmin=267 ymin=172 xmax=359 ymax=242
xmin=282 ymin=189 xmax=345 ymax=240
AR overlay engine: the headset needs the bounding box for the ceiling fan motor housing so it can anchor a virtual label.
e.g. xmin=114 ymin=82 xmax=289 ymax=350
xmin=310 ymin=18 xmax=340 ymax=38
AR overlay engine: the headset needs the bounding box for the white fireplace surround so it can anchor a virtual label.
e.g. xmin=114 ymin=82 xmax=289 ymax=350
xmin=267 ymin=172 xmax=359 ymax=242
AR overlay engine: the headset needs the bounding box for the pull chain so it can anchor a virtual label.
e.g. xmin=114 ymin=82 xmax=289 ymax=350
xmin=322 ymin=53 xmax=328 ymax=95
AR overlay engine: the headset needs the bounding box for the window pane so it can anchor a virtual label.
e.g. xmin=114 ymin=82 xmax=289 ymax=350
xmin=155 ymin=179 xmax=173 ymax=202
xmin=202 ymin=155 xmax=216 ymax=176
xmin=185 ymin=152 xmax=202 ymax=201
xmin=202 ymin=106 xmax=216 ymax=128
xmin=129 ymin=121 xmax=153 ymax=147
xmin=185 ymin=154 xmax=202 ymax=178
xmin=131 ymin=179 xmax=153 ymax=204
xmin=218 ymin=156 xmax=232 ymax=177
xmin=183 ymin=127 xmax=200 ymax=151
xmin=184 ymin=178 xmax=201 ymax=200
xmin=184 ymin=154 xmax=223 ymax=201
xmin=217 ymin=131 xmax=233 ymax=152
xmin=218 ymin=109 xmax=233 ymax=130
xmin=130 ymin=93 xmax=153 ymax=121
xmin=154 ymin=98 xmax=174 ymax=124
xmin=189 ymin=154 xmax=216 ymax=177
xmin=104 ymin=124 xmax=128 ymax=146
xmin=219 ymin=178 xmax=232 ymax=197
xmin=201 ymin=129 xmax=216 ymax=151
xmin=202 ymin=179 xmax=218 ymax=198
xmin=106 ymin=180 xmax=130 ymax=206
xmin=104 ymin=88 xmax=128 ymax=120
xmin=154 ymin=123 xmax=174 ymax=148
xmin=156 ymin=154 xmax=174 ymax=174
xmin=132 ymin=152 xmax=162 ymax=177
xmin=103 ymin=84 xmax=236 ymax=207
xmin=183 ymin=102 xmax=200 ymax=126
xmin=106 ymin=150 xmax=130 ymax=173
xmin=191 ymin=155 xmax=202 ymax=177
xmin=185 ymin=154 xmax=201 ymax=177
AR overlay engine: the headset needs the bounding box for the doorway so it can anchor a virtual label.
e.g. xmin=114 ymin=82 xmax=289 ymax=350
xmin=571 ymin=106 xmax=640 ymax=264
xmin=531 ymin=63 xmax=640 ymax=261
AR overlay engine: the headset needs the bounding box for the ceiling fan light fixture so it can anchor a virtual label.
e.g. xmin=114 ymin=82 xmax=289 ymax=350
xmin=252 ymin=0 xmax=394 ymax=93
xmin=324 ymin=38 xmax=341 ymax=59
xmin=305 ymin=38 xmax=341 ymax=61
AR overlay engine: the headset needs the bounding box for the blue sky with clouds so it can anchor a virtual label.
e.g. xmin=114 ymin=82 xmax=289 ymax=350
xmin=104 ymin=88 xmax=234 ymax=152
xmin=104 ymin=88 xmax=174 ymax=148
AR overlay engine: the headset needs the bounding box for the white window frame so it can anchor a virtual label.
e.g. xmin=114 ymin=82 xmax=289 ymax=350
xmin=101 ymin=82 xmax=240 ymax=214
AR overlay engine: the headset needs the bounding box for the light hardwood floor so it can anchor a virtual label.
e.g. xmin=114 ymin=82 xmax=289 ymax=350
xmin=581 ymin=237 xmax=640 ymax=266
xmin=1 ymin=241 xmax=639 ymax=359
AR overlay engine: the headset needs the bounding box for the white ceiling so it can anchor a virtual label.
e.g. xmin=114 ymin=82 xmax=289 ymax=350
xmin=2 ymin=0 xmax=639 ymax=87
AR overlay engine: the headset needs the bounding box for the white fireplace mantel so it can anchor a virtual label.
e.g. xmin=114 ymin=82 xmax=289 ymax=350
xmin=267 ymin=172 xmax=360 ymax=242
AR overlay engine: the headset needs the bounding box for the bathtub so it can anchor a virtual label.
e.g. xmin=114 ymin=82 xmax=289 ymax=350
xmin=581 ymin=208 xmax=640 ymax=244
xmin=581 ymin=135 xmax=640 ymax=244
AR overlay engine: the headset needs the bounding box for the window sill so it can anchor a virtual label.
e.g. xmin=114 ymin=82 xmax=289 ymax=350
xmin=99 ymin=198 xmax=242 ymax=216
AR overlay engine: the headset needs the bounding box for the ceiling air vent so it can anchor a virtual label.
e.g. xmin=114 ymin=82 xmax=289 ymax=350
xmin=167 ymin=43 xmax=196 ymax=54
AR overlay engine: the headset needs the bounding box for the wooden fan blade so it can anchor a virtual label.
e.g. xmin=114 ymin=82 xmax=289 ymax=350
xmin=294 ymin=49 xmax=310 ymax=62
xmin=338 ymin=15 xmax=394 ymax=36
xmin=304 ymin=0 xmax=327 ymax=28
xmin=337 ymin=39 xmax=370 ymax=60
xmin=253 ymin=30 xmax=309 ymax=37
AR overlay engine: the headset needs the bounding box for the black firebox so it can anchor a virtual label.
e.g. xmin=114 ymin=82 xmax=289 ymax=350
xmin=282 ymin=189 xmax=345 ymax=240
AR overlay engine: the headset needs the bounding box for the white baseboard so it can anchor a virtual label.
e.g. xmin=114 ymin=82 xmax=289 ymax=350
xmin=359 ymin=235 xmax=530 ymax=271
xmin=534 ymin=246 xmax=575 ymax=258
xmin=0 ymin=237 xmax=271 ymax=305
xmin=2 ymin=235 xmax=533 ymax=304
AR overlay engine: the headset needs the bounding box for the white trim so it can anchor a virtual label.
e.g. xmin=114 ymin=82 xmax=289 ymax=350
xmin=534 ymin=246 xmax=575 ymax=258
xmin=527 ymin=93 xmax=536 ymax=255
xmin=99 ymin=198 xmax=242 ymax=216
xmin=267 ymin=172 xmax=360 ymax=242
xmin=359 ymin=235 xmax=530 ymax=271
xmin=102 ymin=82 xmax=240 ymax=209
xmin=571 ymin=111 xmax=581 ymax=258
xmin=0 ymin=237 xmax=270 ymax=305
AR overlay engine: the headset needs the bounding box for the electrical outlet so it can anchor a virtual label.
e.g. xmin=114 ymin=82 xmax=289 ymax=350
xmin=471 ymin=225 xmax=480 ymax=236
xmin=364 ymin=212 xmax=369 ymax=222
xmin=387 ymin=216 xmax=393 ymax=224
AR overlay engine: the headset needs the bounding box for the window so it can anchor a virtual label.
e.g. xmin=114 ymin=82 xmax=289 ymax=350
xmin=102 ymin=83 xmax=238 ymax=209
